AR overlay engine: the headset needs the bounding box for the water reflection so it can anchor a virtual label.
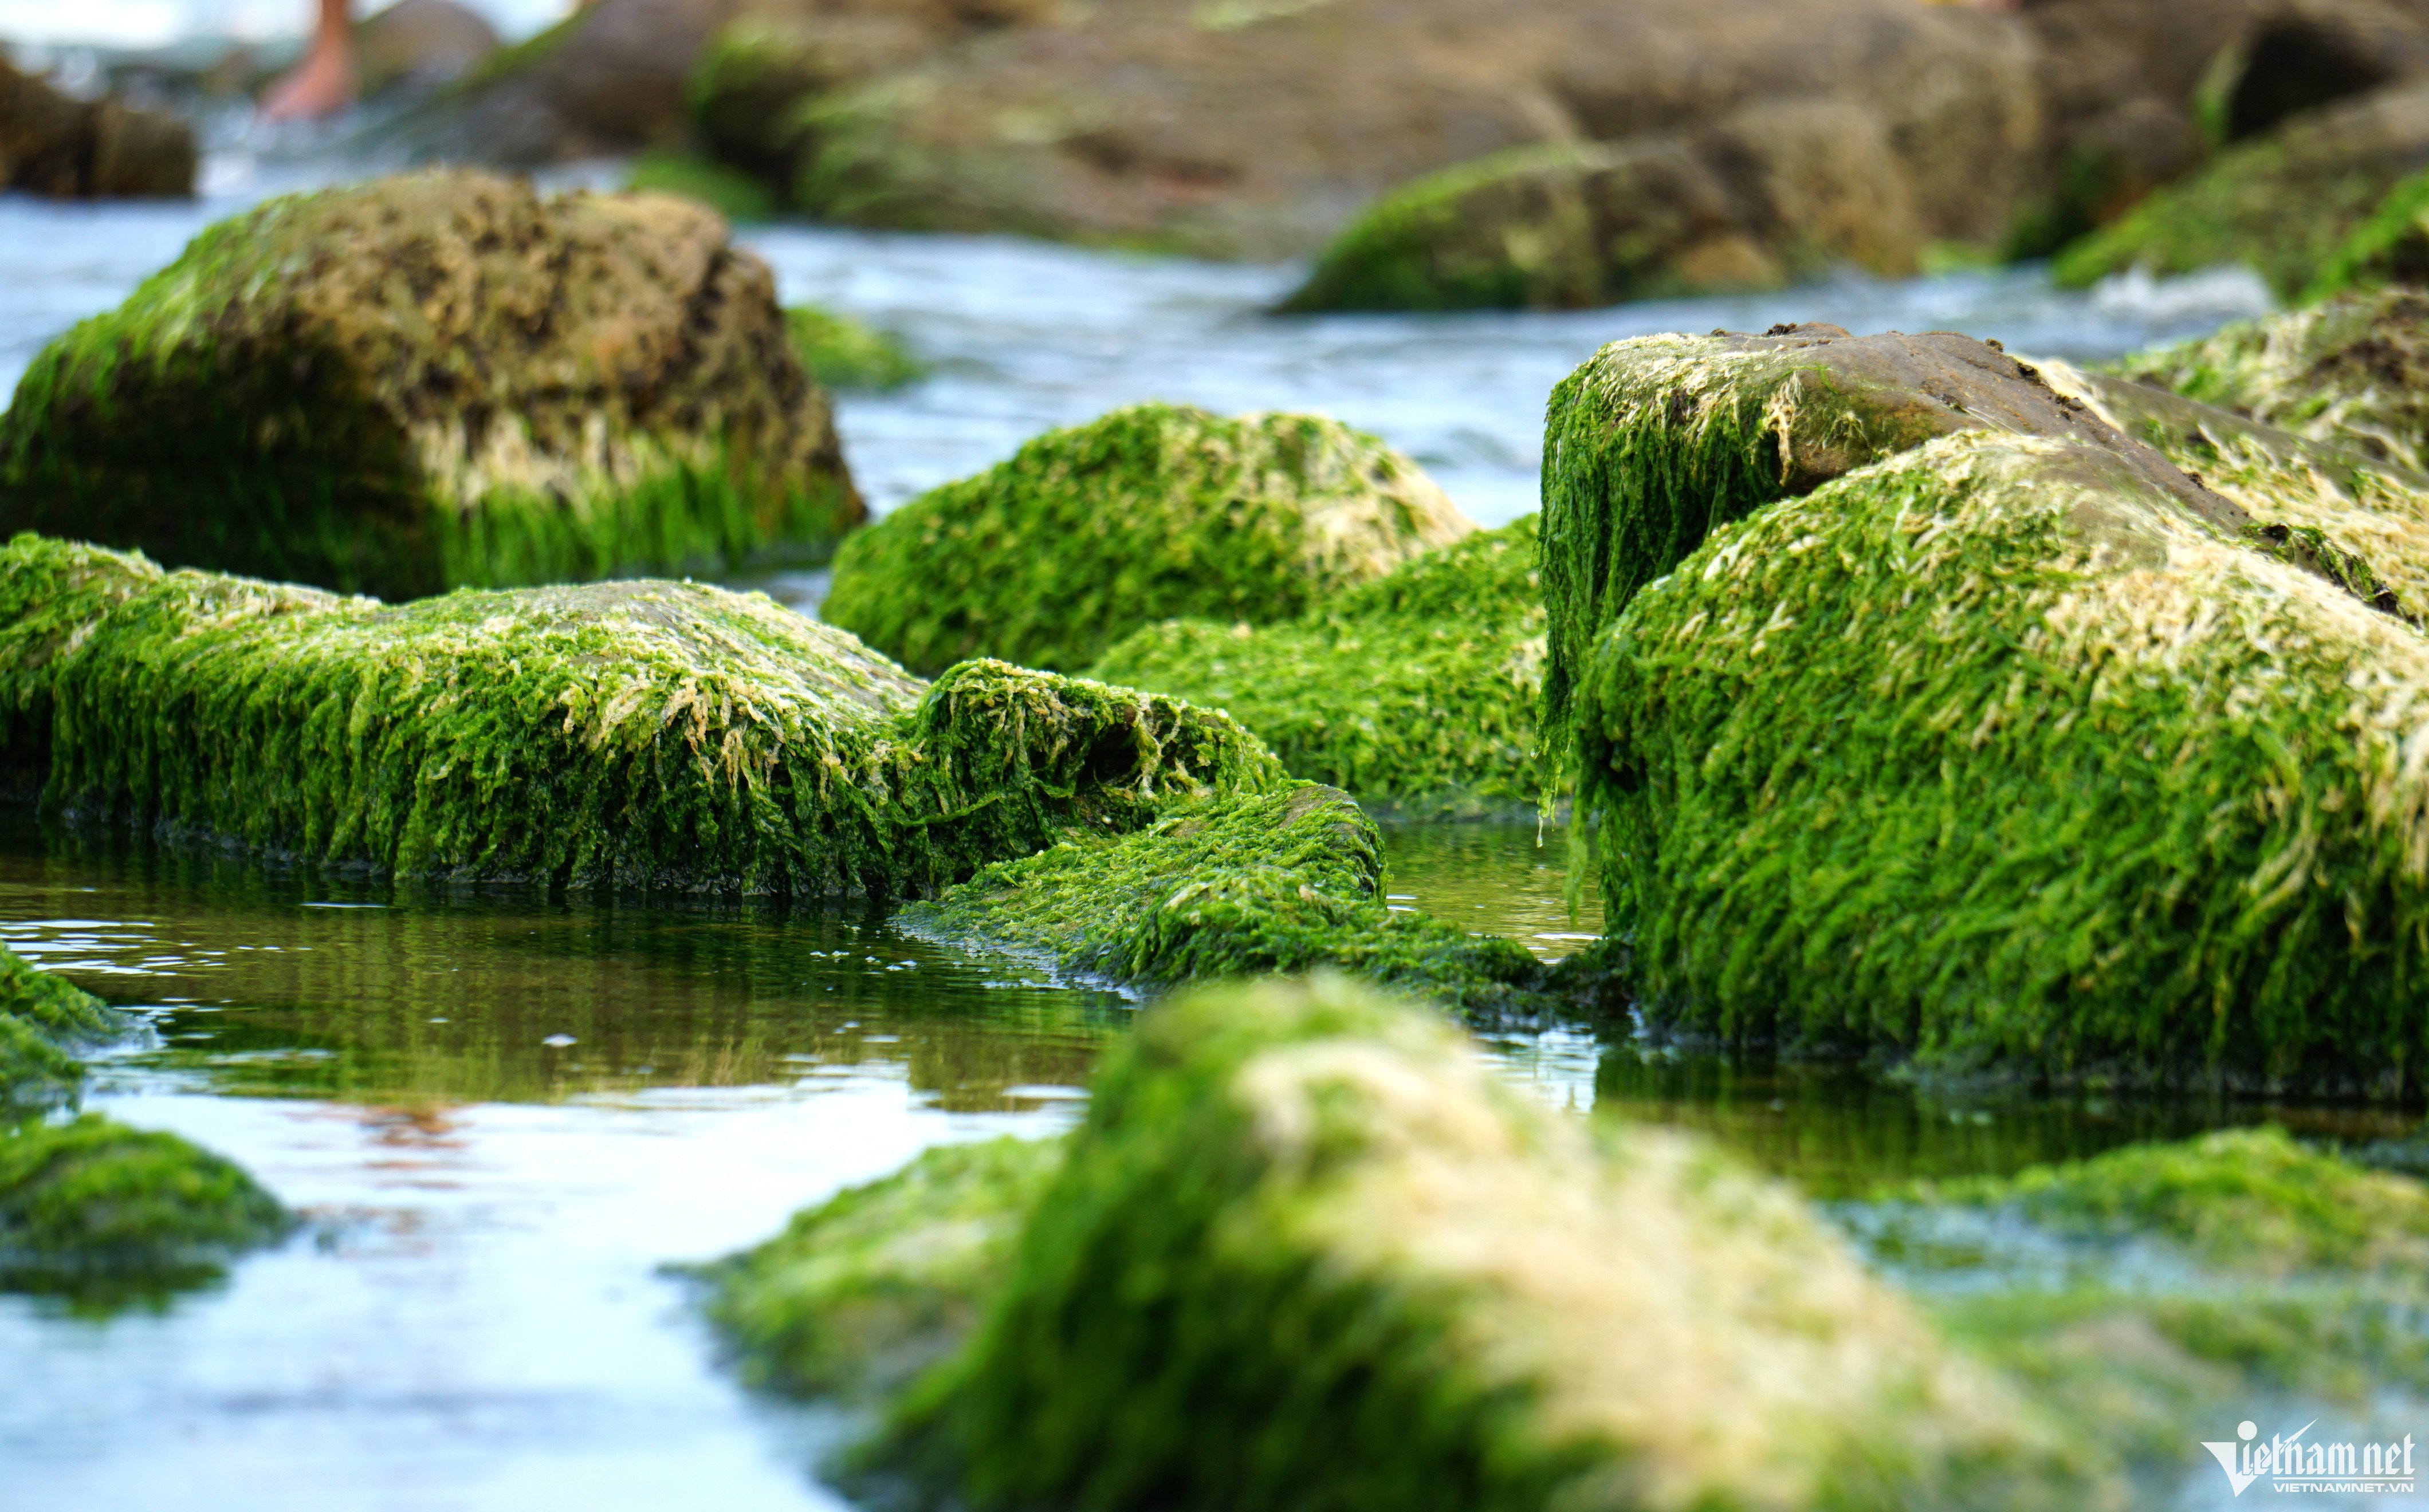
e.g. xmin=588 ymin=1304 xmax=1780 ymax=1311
xmin=1376 ymin=819 xmax=1602 ymax=960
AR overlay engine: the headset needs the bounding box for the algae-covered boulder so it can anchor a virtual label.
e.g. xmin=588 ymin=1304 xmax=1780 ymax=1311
xmin=0 ymin=1113 xmax=291 ymax=1298
xmin=904 ymin=784 xmax=1548 ymax=1011
xmin=2106 ymin=285 xmax=2429 ymax=474
xmin=701 ymin=1135 xmax=1064 ymax=1402
xmin=0 ymin=944 xmax=123 ymax=1110
xmin=2314 ymin=163 xmax=2429 ymax=293
xmin=0 ymin=534 xmax=1280 ymax=896
xmin=1547 ymin=324 xmax=2429 ymax=1086
xmin=1090 ymin=517 xmax=1546 ymax=817
xmin=858 ymin=974 xmax=2100 ymax=1511
xmin=1282 ymin=99 xmax=1924 ymax=313
xmin=0 ymin=168 xmax=863 ymax=600
xmin=821 ymin=404 xmax=1475 ymax=676
xmin=2053 ymin=79 xmax=2429 ymax=298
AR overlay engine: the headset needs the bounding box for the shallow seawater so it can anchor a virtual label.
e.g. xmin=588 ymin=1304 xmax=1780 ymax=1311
xmin=0 ymin=154 xmax=2394 ymax=1510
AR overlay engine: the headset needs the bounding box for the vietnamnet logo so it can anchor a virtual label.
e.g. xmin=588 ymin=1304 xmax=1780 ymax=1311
xmin=2202 ymin=1419 xmax=2417 ymax=1495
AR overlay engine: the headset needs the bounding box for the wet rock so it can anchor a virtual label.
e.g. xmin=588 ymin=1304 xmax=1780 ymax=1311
xmin=1090 ymin=517 xmax=1547 ymax=818
xmin=0 ymin=57 xmax=195 ymax=199
xmin=2054 ymin=79 xmax=2429 ymax=298
xmin=0 ymin=1114 xmax=292 ymax=1302
xmin=404 ymin=0 xmax=740 ymax=164
xmin=357 ymin=0 xmax=501 ymax=98
xmin=903 ymin=783 xmax=1550 ymax=1011
xmin=0 ymin=535 xmax=1280 ymax=897
xmin=0 ymin=168 xmax=863 ymax=600
xmin=1545 ymin=326 xmax=2429 ymax=1089
xmin=690 ymin=0 xmax=2037 ymax=261
xmin=700 ymin=1135 xmax=1064 ymax=1403
xmin=845 ymin=974 xmax=2106 ymax=1511
xmin=821 ymin=404 xmax=1473 ymax=676
xmin=2105 ymin=285 xmax=2429 ymax=474
xmin=1282 ymin=97 xmax=1922 ymax=312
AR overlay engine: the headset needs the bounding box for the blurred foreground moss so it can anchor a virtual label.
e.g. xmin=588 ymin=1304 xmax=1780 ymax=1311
xmin=710 ymin=976 xmax=2106 ymax=1511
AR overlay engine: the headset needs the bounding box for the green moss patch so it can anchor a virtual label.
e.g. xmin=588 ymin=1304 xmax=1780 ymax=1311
xmin=627 ymin=148 xmax=780 ymax=223
xmin=822 ymin=403 xmax=1475 ymax=676
xmin=2105 ymin=287 xmax=2429 ymax=475
xmin=0 ymin=534 xmax=1282 ymax=897
xmin=1088 ymin=517 xmax=1546 ymax=817
xmin=0 ymin=1113 xmax=291 ymax=1299
xmin=2311 ymin=165 xmax=2429 ymax=296
xmin=785 ymin=306 xmax=924 ymax=392
xmin=0 ymin=168 xmax=863 ymax=600
xmin=0 ymin=943 xmax=121 ymax=1110
xmin=903 ymin=783 xmax=1548 ymax=1012
xmin=699 ymin=1135 xmax=1064 ymax=1403
xmin=2051 ymin=84 xmax=2429 ymax=299
xmin=860 ymin=974 xmax=2098 ymax=1511
xmin=1913 ymin=1127 xmax=2429 ymax=1278
xmin=1569 ymin=425 xmax=2429 ymax=1088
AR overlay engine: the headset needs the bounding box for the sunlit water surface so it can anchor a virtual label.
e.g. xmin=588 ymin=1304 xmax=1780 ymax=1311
xmin=0 ymin=153 xmax=2400 ymax=1511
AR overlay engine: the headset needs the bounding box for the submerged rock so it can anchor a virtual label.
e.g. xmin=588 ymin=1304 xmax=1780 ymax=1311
xmin=2053 ymin=78 xmax=2429 ymax=298
xmin=821 ymin=404 xmax=1473 ymax=676
xmin=0 ymin=534 xmax=1280 ymax=897
xmin=1090 ymin=517 xmax=1547 ymax=817
xmin=0 ymin=944 xmax=123 ymax=1111
xmin=842 ymin=975 xmax=2102 ymax=1511
xmin=1548 ymin=326 xmax=2429 ymax=1085
xmin=0 ymin=1114 xmax=292 ymax=1300
xmin=0 ymin=57 xmax=196 ymax=199
xmin=2107 ymin=285 xmax=2429 ymax=474
xmin=903 ymin=784 xmax=1548 ymax=1011
xmin=0 ymin=168 xmax=863 ymax=600
xmin=1282 ymin=99 xmax=1923 ymax=313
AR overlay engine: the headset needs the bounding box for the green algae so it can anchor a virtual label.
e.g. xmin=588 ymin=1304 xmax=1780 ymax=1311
xmin=2106 ymin=287 xmax=2429 ymax=475
xmin=1568 ymin=426 xmax=2429 ymax=1089
xmin=903 ymin=783 xmax=1548 ymax=1013
xmin=627 ymin=148 xmax=780 ymax=223
xmin=863 ymin=974 xmax=2103 ymax=1512
xmin=699 ymin=1136 xmax=1064 ymax=1402
xmin=1913 ymin=1127 xmax=2429 ymax=1277
xmin=0 ymin=534 xmax=1283 ymax=897
xmin=2050 ymin=87 xmax=2429 ymax=299
xmin=785 ymin=306 xmax=923 ymax=392
xmin=821 ymin=403 xmax=1475 ymax=676
xmin=2311 ymin=164 xmax=2429 ymax=296
xmin=0 ymin=1113 xmax=291 ymax=1301
xmin=1087 ymin=516 xmax=1547 ymax=817
xmin=0 ymin=169 xmax=862 ymax=599
xmin=0 ymin=942 xmax=121 ymax=1109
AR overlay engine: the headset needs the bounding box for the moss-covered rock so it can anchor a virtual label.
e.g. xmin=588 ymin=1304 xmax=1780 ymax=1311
xmin=701 ymin=1135 xmax=1064 ymax=1403
xmin=0 ymin=1113 xmax=291 ymax=1296
xmin=0 ymin=168 xmax=863 ymax=600
xmin=1536 ymin=324 xmax=2256 ymax=779
xmin=0 ymin=534 xmax=1282 ymax=897
xmin=2104 ymin=286 xmax=2429 ymax=475
xmin=822 ymin=404 xmax=1475 ymax=676
xmin=1563 ymin=410 xmax=2429 ymax=1086
xmin=0 ymin=943 xmax=122 ymax=1110
xmin=903 ymin=784 xmax=1550 ymax=1012
xmin=857 ymin=974 xmax=2102 ymax=1511
xmin=625 ymin=146 xmax=781 ymax=223
xmin=1088 ymin=517 xmax=1546 ymax=817
xmin=785 ymin=305 xmax=923 ymax=392
xmin=2051 ymin=80 xmax=2429 ymax=299
xmin=1282 ymin=100 xmax=1924 ymax=313
xmin=2311 ymin=163 xmax=2429 ymax=296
